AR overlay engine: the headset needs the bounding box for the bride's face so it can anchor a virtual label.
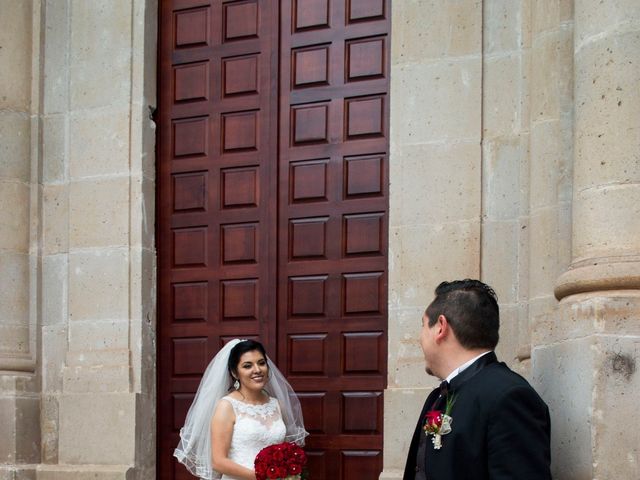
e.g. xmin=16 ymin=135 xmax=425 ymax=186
xmin=234 ymin=350 xmax=269 ymax=391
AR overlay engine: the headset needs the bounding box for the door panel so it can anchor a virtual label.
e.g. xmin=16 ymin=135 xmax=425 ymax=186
xmin=158 ymin=1 xmax=278 ymax=478
xmin=158 ymin=1 xmax=390 ymax=479
xmin=278 ymin=0 xmax=390 ymax=478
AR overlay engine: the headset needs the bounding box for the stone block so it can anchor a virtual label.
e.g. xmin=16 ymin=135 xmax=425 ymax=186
xmin=0 ymin=397 xmax=17 ymax=462
xmin=42 ymin=114 xmax=67 ymax=184
xmin=574 ymin=184 xmax=640 ymax=261
xmin=483 ymin=52 xmax=521 ymax=138
xmin=129 ymin=176 xmax=155 ymax=250
xmin=531 ymin=30 xmax=561 ymax=122
xmin=69 ymin=178 xmax=129 ymax=248
xmin=481 ymin=220 xmax=519 ymax=304
xmin=530 ymin=119 xmax=561 ymax=209
xmin=68 ymin=320 xmax=129 ymax=351
xmin=391 ymin=0 xmax=481 ymax=63
xmin=390 ymin=142 xmax=480 ymax=228
xmin=68 ymin=107 xmax=130 ymax=179
xmin=0 ymin=252 xmax=29 ymax=328
xmin=532 ymin=337 xmax=595 ymax=479
xmin=42 ymin=254 xmax=68 ymax=326
xmin=387 ymin=306 xmax=432 ymax=389
xmin=0 ymin=467 xmax=36 ymax=480
xmin=41 ymin=395 xmax=59 ymax=463
xmin=37 ymin=465 xmax=130 ymax=480
xmin=62 ymin=364 xmax=130 ymax=393
xmin=42 ymin=325 xmax=67 ymax=392
xmin=531 ymin=0 xmax=560 ymax=36
xmin=14 ymin=396 xmax=40 ymax=463
xmin=528 ymin=207 xmax=559 ymax=299
xmin=68 ymin=248 xmax=128 ymax=321
xmin=58 ymin=393 xmax=136 ymax=465
xmin=574 ymin=31 xmax=640 ymax=190
xmin=390 ymin=58 xmax=481 ymax=144
xmin=482 ymin=137 xmax=524 ymax=221
xmin=391 ymin=222 xmax=481 ymax=307
xmin=574 ymin=0 xmax=640 ymax=48
xmin=43 ymin=185 xmax=69 ymax=255
xmin=483 ymin=0 xmax=522 ymax=54
xmin=592 ymin=335 xmax=640 ymax=479
xmin=42 ymin=0 xmax=70 ymax=115
xmin=0 ymin=113 xmax=31 ymax=182
xmin=533 ymin=292 xmax=640 ymax=346
xmin=0 ymin=0 xmax=32 ymax=111
xmin=0 ymin=181 xmax=30 ymax=252
xmin=382 ymin=388 xmax=436 ymax=471
xmin=69 ymin=0 xmax=132 ymax=109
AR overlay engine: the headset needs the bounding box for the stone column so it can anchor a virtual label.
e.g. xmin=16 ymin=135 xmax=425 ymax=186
xmin=533 ymin=1 xmax=640 ymax=478
xmin=0 ymin=0 xmax=41 ymax=477
xmin=37 ymin=0 xmax=157 ymax=478
xmin=382 ymin=1 xmax=483 ymax=478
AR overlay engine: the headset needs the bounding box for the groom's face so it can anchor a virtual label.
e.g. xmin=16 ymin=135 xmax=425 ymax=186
xmin=420 ymin=312 xmax=438 ymax=377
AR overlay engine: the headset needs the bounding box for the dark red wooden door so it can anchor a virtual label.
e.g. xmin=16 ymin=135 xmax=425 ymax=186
xmin=158 ymin=1 xmax=390 ymax=479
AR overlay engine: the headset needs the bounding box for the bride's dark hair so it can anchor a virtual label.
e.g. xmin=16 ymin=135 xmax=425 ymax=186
xmin=227 ymin=339 xmax=268 ymax=378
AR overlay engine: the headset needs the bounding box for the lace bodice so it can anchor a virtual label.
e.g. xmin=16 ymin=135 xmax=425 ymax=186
xmin=220 ymin=395 xmax=286 ymax=480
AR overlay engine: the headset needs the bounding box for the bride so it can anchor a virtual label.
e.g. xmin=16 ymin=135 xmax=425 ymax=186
xmin=174 ymin=339 xmax=308 ymax=479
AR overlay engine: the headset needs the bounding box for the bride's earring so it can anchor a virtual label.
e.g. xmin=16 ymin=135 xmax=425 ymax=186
xmin=233 ymin=378 xmax=240 ymax=390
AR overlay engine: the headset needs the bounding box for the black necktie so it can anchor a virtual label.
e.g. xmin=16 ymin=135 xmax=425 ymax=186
xmin=439 ymin=380 xmax=449 ymax=397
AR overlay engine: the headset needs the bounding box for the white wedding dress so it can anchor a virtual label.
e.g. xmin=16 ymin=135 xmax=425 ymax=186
xmin=220 ymin=395 xmax=286 ymax=480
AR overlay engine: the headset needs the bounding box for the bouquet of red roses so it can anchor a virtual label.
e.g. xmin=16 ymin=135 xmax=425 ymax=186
xmin=254 ymin=442 xmax=308 ymax=480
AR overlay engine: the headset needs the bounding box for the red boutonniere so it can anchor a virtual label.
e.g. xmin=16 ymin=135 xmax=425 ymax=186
xmin=423 ymin=394 xmax=456 ymax=449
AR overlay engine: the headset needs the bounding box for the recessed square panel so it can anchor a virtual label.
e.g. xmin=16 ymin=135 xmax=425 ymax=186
xmin=289 ymin=275 xmax=327 ymax=316
xmin=223 ymin=54 xmax=258 ymax=96
xmin=343 ymin=332 xmax=383 ymax=374
xmin=346 ymin=37 xmax=385 ymax=81
xmin=344 ymin=155 xmax=383 ymax=197
xmin=342 ymin=392 xmax=382 ymax=433
xmin=173 ymin=117 xmax=208 ymax=158
xmin=344 ymin=213 xmax=383 ymax=256
xmin=341 ymin=451 xmax=382 ymax=478
xmin=175 ymin=7 xmax=209 ymax=47
xmin=222 ymin=111 xmax=258 ymax=152
xmin=292 ymin=103 xmax=328 ymax=145
xmin=343 ymin=272 xmax=383 ymax=314
xmin=293 ymin=45 xmax=329 ymax=87
xmin=290 ymin=217 xmax=328 ymax=259
xmin=173 ymin=393 xmax=195 ymax=430
xmin=173 ymin=337 xmax=208 ymax=375
xmin=221 ymin=223 xmax=257 ymax=264
xmin=223 ymin=1 xmax=258 ymax=41
xmin=173 ymin=282 xmax=208 ymax=322
xmin=288 ymin=334 xmax=327 ymax=374
xmin=297 ymin=392 xmax=326 ymax=433
xmin=173 ymin=227 xmax=207 ymax=267
xmin=221 ymin=167 xmax=258 ymax=208
xmin=221 ymin=279 xmax=257 ymax=320
xmin=173 ymin=172 xmax=207 ymax=212
xmin=306 ymin=451 xmax=327 ymax=478
xmin=347 ymin=0 xmax=385 ymax=22
xmin=291 ymin=159 xmax=328 ymax=203
xmin=345 ymin=96 xmax=384 ymax=139
xmin=174 ymin=62 xmax=209 ymax=102
xmin=293 ymin=0 xmax=329 ymax=31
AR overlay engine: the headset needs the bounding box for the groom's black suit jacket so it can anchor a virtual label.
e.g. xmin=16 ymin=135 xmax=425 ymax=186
xmin=403 ymin=352 xmax=551 ymax=480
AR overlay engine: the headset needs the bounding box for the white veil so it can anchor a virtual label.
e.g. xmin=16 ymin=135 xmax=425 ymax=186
xmin=173 ymin=339 xmax=308 ymax=479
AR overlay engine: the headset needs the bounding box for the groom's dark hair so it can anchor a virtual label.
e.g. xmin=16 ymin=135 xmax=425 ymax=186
xmin=227 ymin=339 xmax=268 ymax=378
xmin=426 ymin=279 xmax=499 ymax=350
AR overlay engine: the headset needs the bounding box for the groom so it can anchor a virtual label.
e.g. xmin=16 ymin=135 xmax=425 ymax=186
xmin=404 ymin=279 xmax=551 ymax=479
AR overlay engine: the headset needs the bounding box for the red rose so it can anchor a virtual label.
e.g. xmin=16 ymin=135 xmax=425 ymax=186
xmin=425 ymin=410 xmax=442 ymax=426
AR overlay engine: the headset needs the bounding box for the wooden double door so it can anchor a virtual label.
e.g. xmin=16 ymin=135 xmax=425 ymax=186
xmin=157 ymin=1 xmax=390 ymax=478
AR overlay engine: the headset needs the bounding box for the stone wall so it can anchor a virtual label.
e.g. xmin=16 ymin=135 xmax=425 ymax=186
xmin=0 ymin=0 xmax=42 ymax=477
xmin=0 ymin=0 xmax=157 ymax=478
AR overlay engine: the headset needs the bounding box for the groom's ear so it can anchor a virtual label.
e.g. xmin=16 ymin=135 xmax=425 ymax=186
xmin=434 ymin=314 xmax=449 ymax=343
